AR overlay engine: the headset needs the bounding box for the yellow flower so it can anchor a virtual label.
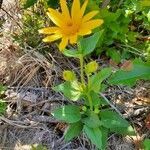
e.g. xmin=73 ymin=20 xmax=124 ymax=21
xmin=39 ymin=0 xmax=103 ymax=51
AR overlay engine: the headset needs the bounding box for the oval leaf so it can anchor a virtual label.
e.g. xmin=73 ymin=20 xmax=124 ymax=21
xmin=79 ymin=31 xmax=102 ymax=56
xmin=109 ymin=59 xmax=150 ymax=86
xmin=100 ymin=110 xmax=129 ymax=128
xmin=63 ymin=49 xmax=80 ymax=58
xmin=52 ymin=105 xmax=81 ymax=123
xmin=65 ymin=121 xmax=83 ymax=141
xmin=84 ymin=125 xmax=102 ymax=149
xmin=82 ymin=112 xmax=101 ymax=128
xmin=89 ymin=68 xmax=112 ymax=93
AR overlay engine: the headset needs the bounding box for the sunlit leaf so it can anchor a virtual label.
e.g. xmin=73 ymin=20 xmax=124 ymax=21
xmin=53 ymin=81 xmax=82 ymax=101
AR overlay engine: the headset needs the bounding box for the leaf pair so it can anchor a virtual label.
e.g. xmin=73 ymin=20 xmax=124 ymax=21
xmin=53 ymin=105 xmax=135 ymax=149
xmin=52 ymin=105 xmax=107 ymax=149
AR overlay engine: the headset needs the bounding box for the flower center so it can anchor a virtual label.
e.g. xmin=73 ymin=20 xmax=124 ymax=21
xmin=67 ymin=22 xmax=73 ymax=27
xmin=63 ymin=21 xmax=79 ymax=35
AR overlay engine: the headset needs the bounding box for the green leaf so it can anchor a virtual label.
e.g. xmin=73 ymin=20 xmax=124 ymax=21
xmin=63 ymin=49 xmax=80 ymax=58
xmin=89 ymin=68 xmax=112 ymax=93
xmin=47 ymin=0 xmax=59 ymax=8
xmin=110 ymin=125 xmax=135 ymax=136
xmin=79 ymin=31 xmax=101 ymax=56
xmin=140 ymin=0 xmax=150 ymax=7
xmin=88 ymin=91 xmax=108 ymax=107
xmin=100 ymin=110 xmax=135 ymax=135
xmin=0 ymin=84 xmax=7 ymax=95
xmin=0 ymin=100 xmax=7 ymax=115
xmin=64 ymin=121 xmax=83 ymax=141
xmin=106 ymin=48 xmax=121 ymax=64
xmin=100 ymin=110 xmax=129 ymax=129
xmin=24 ymin=0 xmax=38 ymax=9
xmin=89 ymin=91 xmax=100 ymax=106
xmin=52 ymin=105 xmax=81 ymax=123
xmin=109 ymin=59 xmax=150 ymax=86
xmin=127 ymin=32 xmax=137 ymax=42
xmin=86 ymin=0 xmax=100 ymax=11
xmin=100 ymin=127 xmax=108 ymax=150
xmin=84 ymin=125 xmax=102 ymax=149
xmin=82 ymin=112 xmax=101 ymax=128
xmin=31 ymin=144 xmax=48 ymax=150
xmin=143 ymin=139 xmax=150 ymax=150
xmin=53 ymin=81 xmax=82 ymax=101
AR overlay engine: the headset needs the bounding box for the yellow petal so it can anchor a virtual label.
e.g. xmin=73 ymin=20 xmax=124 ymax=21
xmin=80 ymin=0 xmax=88 ymax=17
xmin=82 ymin=11 xmax=99 ymax=22
xmin=71 ymin=0 xmax=80 ymax=21
xmin=43 ymin=34 xmax=62 ymax=42
xmin=81 ymin=19 xmax=104 ymax=30
xmin=60 ymin=0 xmax=70 ymax=20
xmin=47 ymin=8 xmax=64 ymax=27
xmin=69 ymin=34 xmax=77 ymax=44
xmin=59 ymin=37 xmax=68 ymax=51
xmin=38 ymin=27 xmax=59 ymax=34
xmin=78 ymin=28 xmax=92 ymax=36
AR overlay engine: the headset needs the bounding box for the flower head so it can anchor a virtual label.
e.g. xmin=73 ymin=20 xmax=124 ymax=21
xmin=39 ymin=0 xmax=103 ymax=51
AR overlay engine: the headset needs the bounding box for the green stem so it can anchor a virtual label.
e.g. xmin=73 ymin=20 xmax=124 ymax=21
xmin=79 ymin=55 xmax=93 ymax=111
xmin=79 ymin=55 xmax=85 ymax=85
xmin=87 ymin=92 xmax=93 ymax=111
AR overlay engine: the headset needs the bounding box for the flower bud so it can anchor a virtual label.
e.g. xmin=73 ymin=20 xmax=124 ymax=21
xmin=85 ymin=61 xmax=98 ymax=74
xmin=63 ymin=70 xmax=76 ymax=81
